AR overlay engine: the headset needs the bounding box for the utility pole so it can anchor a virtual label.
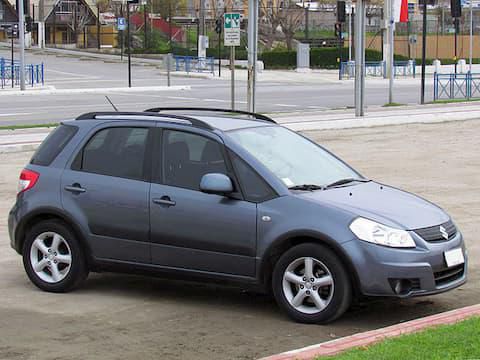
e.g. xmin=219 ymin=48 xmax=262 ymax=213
xmin=247 ymin=0 xmax=259 ymax=113
xmin=354 ymin=0 xmax=365 ymax=116
xmin=18 ymin=0 xmax=26 ymax=90
xmin=420 ymin=0 xmax=427 ymax=104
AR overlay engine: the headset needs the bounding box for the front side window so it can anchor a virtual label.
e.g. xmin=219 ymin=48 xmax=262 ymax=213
xmin=162 ymin=130 xmax=228 ymax=191
xmin=227 ymin=126 xmax=360 ymax=188
xmin=78 ymin=127 xmax=149 ymax=181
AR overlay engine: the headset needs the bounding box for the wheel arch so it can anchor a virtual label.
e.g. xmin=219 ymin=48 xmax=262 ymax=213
xmin=260 ymin=231 xmax=361 ymax=296
xmin=14 ymin=207 xmax=93 ymax=264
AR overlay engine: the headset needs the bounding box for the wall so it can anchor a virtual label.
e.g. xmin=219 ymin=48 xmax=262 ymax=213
xmin=364 ymin=34 xmax=480 ymax=60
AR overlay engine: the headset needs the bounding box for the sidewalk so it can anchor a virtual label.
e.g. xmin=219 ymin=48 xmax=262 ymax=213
xmin=1 ymin=102 xmax=479 ymax=153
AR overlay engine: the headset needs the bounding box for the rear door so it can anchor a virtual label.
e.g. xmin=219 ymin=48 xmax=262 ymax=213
xmin=149 ymin=127 xmax=258 ymax=276
xmin=61 ymin=123 xmax=154 ymax=263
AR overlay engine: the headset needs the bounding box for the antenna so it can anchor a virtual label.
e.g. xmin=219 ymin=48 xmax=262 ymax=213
xmin=105 ymin=96 xmax=119 ymax=112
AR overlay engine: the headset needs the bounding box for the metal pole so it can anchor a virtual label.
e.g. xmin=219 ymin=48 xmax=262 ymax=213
xmin=218 ymin=30 xmax=222 ymax=77
xmin=199 ymin=0 xmax=205 ymax=35
xmin=388 ymin=0 xmax=394 ymax=104
xmin=247 ymin=0 xmax=259 ymax=113
xmin=144 ymin=1 xmax=148 ymax=48
xmin=305 ymin=5 xmax=309 ymax=41
xmin=231 ymin=46 xmax=235 ymax=109
xmin=454 ymin=18 xmax=458 ymax=74
xmin=11 ymin=36 xmax=14 ymax=88
xmin=420 ymin=0 xmax=427 ymax=104
xmin=167 ymin=53 xmax=171 ymax=87
xmin=168 ymin=3 xmax=172 ymax=52
xmin=18 ymin=0 xmax=26 ymax=90
xmin=97 ymin=4 xmax=100 ymax=49
xmin=470 ymin=1 xmax=473 ymax=72
xmin=127 ymin=1 xmax=131 ymax=87
xmin=348 ymin=5 xmax=352 ymax=61
xmin=355 ymin=0 xmax=365 ymax=116
xmin=120 ymin=4 xmax=123 ymax=61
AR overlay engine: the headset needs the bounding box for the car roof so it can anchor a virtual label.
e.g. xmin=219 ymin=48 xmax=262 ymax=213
xmin=72 ymin=108 xmax=277 ymax=132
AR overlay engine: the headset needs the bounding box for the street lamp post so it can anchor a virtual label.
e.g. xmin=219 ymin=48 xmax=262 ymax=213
xmin=18 ymin=0 xmax=26 ymax=90
xmin=354 ymin=0 xmax=365 ymax=116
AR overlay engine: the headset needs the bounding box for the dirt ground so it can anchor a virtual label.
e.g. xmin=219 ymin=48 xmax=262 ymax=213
xmin=0 ymin=120 xmax=478 ymax=360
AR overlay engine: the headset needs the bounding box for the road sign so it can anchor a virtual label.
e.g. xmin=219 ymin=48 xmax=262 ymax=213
xmin=117 ymin=17 xmax=126 ymax=31
xmin=224 ymin=13 xmax=241 ymax=47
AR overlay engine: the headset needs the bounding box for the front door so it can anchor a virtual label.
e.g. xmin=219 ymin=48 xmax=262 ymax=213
xmin=149 ymin=128 xmax=257 ymax=277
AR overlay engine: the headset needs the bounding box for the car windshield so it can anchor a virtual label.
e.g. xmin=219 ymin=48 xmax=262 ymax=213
xmin=228 ymin=126 xmax=361 ymax=188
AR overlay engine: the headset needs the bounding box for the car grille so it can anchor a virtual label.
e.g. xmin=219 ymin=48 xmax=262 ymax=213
xmin=413 ymin=220 xmax=457 ymax=243
xmin=434 ymin=264 xmax=465 ymax=287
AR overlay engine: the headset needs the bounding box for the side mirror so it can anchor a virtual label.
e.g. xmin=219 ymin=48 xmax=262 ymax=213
xmin=200 ymin=173 xmax=233 ymax=196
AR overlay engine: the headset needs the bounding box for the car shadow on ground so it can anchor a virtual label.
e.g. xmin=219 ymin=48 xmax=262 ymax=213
xmin=77 ymin=271 xmax=473 ymax=329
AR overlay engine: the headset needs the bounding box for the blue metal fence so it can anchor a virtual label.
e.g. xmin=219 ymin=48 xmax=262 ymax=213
xmin=433 ymin=72 xmax=480 ymax=100
xmin=0 ymin=58 xmax=45 ymax=89
xmin=173 ymin=56 xmax=215 ymax=75
xmin=339 ymin=60 xmax=416 ymax=80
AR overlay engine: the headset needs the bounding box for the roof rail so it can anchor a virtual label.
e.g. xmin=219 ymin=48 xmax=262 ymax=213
xmin=75 ymin=112 xmax=213 ymax=130
xmin=144 ymin=107 xmax=277 ymax=124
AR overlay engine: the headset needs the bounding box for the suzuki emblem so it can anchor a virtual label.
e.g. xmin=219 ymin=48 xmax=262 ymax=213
xmin=439 ymin=225 xmax=449 ymax=240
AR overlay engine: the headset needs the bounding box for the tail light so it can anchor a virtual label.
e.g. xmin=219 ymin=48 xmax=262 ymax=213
xmin=18 ymin=169 xmax=39 ymax=195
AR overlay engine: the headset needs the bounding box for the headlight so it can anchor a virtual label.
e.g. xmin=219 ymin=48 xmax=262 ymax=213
xmin=349 ymin=217 xmax=416 ymax=248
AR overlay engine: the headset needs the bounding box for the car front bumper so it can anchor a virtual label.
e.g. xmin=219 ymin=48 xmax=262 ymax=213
xmin=342 ymin=231 xmax=467 ymax=298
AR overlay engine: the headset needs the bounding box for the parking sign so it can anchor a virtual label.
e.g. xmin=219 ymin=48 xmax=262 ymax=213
xmin=117 ymin=17 xmax=126 ymax=31
xmin=224 ymin=13 xmax=241 ymax=47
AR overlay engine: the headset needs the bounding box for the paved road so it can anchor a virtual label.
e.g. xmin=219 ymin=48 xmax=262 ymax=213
xmin=0 ymin=120 xmax=478 ymax=360
xmin=0 ymin=48 xmax=435 ymax=126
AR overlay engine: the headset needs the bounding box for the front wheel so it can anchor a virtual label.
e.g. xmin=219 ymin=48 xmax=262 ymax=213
xmin=23 ymin=220 xmax=88 ymax=293
xmin=272 ymin=243 xmax=352 ymax=324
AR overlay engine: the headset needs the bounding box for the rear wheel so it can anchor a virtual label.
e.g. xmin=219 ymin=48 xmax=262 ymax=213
xmin=272 ymin=243 xmax=352 ymax=323
xmin=23 ymin=220 xmax=88 ymax=292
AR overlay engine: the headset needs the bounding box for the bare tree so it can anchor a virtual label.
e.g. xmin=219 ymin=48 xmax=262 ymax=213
xmin=61 ymin=0 xmax=94 ymax=44
xmin=278 ymin=1 xmax=303 ymax=50
xmin=259 ymin=0 xmax=282 ymax=50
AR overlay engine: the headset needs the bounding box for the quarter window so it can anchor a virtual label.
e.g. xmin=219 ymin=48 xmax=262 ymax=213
xmin=162 ymin=130 xmax=228 ymax=191
xmin=78 ymin=127 xmax=149 ymax=181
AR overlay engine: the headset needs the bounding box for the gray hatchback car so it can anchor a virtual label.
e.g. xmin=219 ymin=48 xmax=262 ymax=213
xmin=8 ymin=108 xmax=467 ymax=323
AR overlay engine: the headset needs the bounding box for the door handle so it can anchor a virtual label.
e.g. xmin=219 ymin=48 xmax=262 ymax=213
xmin=64 ymin=184 xmax=86 ymax=193
xmin=152 ymin=196 xmax=176 ymax=207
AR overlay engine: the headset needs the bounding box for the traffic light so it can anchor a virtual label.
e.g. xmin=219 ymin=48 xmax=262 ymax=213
xmin=25 ymin=16 xmax=33 ymax=32
xmin=337 ymin=1 xmax=346 ymax=23
xmin=215 ymin=18 xmax=222 ymax=34
xmin=334 ymin=22 xmax=342 ymax=38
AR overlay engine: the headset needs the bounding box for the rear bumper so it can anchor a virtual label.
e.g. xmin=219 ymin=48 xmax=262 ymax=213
xmin=342 ymin=231 xmax=467 ymax=298
xmin=8 ymin=201 xmax=21 ymax=254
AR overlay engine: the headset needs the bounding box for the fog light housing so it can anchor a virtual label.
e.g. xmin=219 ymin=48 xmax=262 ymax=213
xmin=389 ymin=278 xmax=415 ymax=295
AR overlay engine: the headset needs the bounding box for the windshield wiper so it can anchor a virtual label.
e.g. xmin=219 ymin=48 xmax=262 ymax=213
xmin=324 ymin=178 xmax=370 ymax=189
xmin=288 ymin=184 xmax=324 ymax=191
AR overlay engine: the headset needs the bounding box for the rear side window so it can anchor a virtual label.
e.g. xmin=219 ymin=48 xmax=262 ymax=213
xmin=75 ymin=127 xmax=149 ymax=181
xmin=31 ymin=125 xmax=78 ymax=166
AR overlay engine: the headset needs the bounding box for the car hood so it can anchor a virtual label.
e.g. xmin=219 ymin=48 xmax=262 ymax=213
xmin=296 ymin=181 xmax=449 ymax=230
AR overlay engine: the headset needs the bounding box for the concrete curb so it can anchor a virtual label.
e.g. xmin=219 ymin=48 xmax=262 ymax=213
xmin=0 ymin=85 xmax=191 ymax=97
xmin=259 ymin=304 xmax=480 ymax=360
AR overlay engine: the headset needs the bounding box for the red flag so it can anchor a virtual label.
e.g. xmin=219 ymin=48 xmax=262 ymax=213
xmin=400 ymin=0 xmax=409 ymax=22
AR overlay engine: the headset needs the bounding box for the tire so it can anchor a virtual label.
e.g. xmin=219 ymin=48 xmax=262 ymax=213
xmin=22 ymin=220 xmax=89 ymax=293
xmin=272 ymin=243 xmax=352 ymax=324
